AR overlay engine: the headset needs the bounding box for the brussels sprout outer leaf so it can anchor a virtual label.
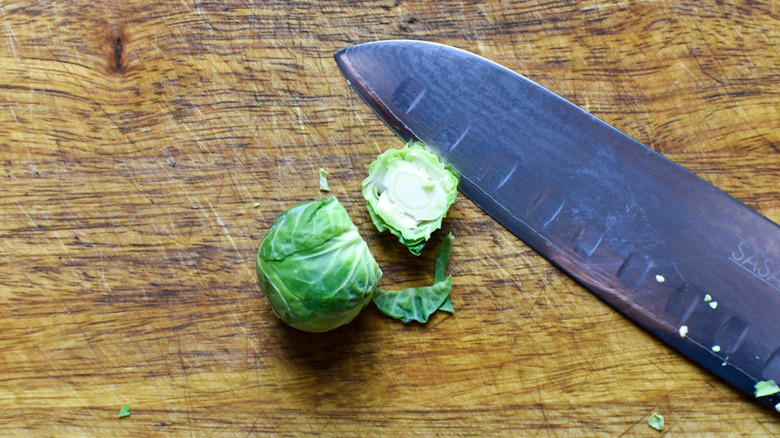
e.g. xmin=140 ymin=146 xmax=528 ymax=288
xmin=647 ymin=413 xmax=664 ymax=431
xmin=256 ymin=197 xmax=382 ymax=332
xmin=373 ymin=232 xmax=456 ymax=322
xmin=362 ymin=142 xmax=459 ymax=255
xmin=118 ymin=404 xmax=131 ymax=419
xmin=434 ymin=233 xmax=453 ymax=283
xmin=319 ymin=168 xmax=330 ymax=191
xmin=434 ymin=233 xmax=455 ymax=313
xmin=373 ymin=276 xmax=453 ymax=323
xmin=438 ymin=297 xmax=455 ymax=314
xmin=260 ymin=197 xmax=353 ymax=261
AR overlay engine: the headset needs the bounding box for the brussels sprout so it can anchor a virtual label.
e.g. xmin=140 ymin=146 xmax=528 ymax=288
xmin=256 ymin=197 xmax=382 ymax=332
xmin=362 ymin=142 xmax=459 ymax=255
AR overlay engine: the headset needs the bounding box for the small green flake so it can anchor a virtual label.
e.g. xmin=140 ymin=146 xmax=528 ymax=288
xmin=704 ymin=294 xmax=712 ymax=302
xmin=118 ymin=404 xmax=131 ymax=419
xmin=648 ymin=412 xmax=664 ymax=431
xmin=754 ymin=380 xmax=780 ymax=398
xmin=319 ymin=168 xmax=330 ymax=191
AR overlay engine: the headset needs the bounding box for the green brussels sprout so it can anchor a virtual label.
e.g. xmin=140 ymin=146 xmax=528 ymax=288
xmin=362 ymin=142 xmax=459 ymax=255
xmin=256 ymin=197 xmax=382 ymax=332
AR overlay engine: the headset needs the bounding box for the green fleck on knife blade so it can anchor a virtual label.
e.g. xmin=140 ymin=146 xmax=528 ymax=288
xmin=754 ymin=380 xmax=780 ymax=397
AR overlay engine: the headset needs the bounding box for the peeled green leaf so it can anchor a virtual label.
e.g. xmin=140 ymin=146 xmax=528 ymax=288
xmin=648 ymin=413 xmax=664 ymax=431
xmin=374 ymin=233 xmax=455 ymax=322
xmin=434 ymin=233 xmax=454 ymax=314
xmin=362 ymin=142 xmax=459 ymax=255
xmin=433 ymin=233 xmax=453 ymax=283
xmin=118 ymin=404 xmax=131 ymax=419
xmin=319 ymin=168 xmax=330 ymax=191
xmin=437 ymin=297 xmax=455 ymax=314
xmin=373 ymin=276 xmax=452 ymax=323
xmin=754 ymin=379 xmax=780 ymax=397
xmin=256 ymin=197 xmax=382 ymax=332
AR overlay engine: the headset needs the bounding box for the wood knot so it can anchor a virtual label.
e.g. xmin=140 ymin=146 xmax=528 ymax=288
xmin=106 ymin=25 xmax=128 ymax=75
xmin=113 ymin=36 xmax=123 ymax=71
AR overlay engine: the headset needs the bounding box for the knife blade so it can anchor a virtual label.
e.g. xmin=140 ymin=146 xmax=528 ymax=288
xmin=335 ymin=40 xmax=780 ymax=412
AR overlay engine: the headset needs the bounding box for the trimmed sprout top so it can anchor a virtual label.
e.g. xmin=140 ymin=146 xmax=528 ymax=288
xmin=362 ymin=142 xmax=459 ymax=255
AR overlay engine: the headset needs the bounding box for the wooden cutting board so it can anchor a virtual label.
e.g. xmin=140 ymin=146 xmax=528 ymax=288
xmin=1 ymin=1 xmax=778 ymax=435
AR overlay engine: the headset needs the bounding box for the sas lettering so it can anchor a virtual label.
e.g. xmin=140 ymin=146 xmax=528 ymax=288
xmin=730 ymin=241 xmax=780 ymax=291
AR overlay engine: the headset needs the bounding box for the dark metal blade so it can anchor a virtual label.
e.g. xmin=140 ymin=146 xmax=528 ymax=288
xmin=335 ymin=40 xmax=780 ymax=412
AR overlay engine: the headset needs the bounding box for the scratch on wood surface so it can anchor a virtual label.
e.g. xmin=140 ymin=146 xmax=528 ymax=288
xmin=616 ymin=408 xmax=655 ymax=437
xmin=232 ymin=310 xmax=259 ymax=358
xmin=38 ymin=343 xmax=101 ymax=422
xmin=209 ymin=202 xmax=238 ymax=251
xmin=520 ymin=251 xmax=557 ymax=319
xmin=171 ymin=325 xmax=194 ymax=432
xmin=99 ymin=250 xmax=114 ymax=295
xmin=15 ymin=200 xmax=38 ymax=228
xmin=37 ymin=344 xmax=64 ymax=379
xmin=533 ymin=386 xmax=553 ymax=438
xmin=0 ymin=7 xmax=18 ymax=60
xmin=688 ymin=14 xmax=726 ymax=86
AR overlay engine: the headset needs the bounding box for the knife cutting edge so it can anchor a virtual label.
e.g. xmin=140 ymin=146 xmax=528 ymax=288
xmin=335 ymin=40 xmax=780 ymax=412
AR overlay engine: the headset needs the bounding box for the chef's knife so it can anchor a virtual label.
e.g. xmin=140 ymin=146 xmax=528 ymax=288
xmin=335 ymin=40 xmax=780 ymax=412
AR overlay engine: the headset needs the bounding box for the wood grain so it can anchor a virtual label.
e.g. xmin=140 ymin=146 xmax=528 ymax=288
xmin=0 ymin=0 xmax=778 ymax=436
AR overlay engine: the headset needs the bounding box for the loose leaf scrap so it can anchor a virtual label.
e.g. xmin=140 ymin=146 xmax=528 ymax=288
xmin=374 ymin=233 xmax=455 ymax=323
